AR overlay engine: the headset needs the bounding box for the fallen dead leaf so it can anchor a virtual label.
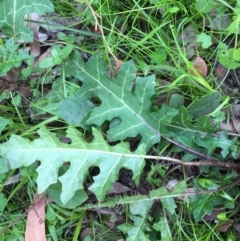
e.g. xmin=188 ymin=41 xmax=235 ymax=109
xmin=176 ymin=187 xmax=196 ymax=201
xmin=233 ymin=223 xmax=240 ymax=234
xmin=25 ymin=192 xmax=47 ymax=241
xmin=0 ymin=174 xmax=20 ymax=187
xmin=232 ymin=117 xmax=240 ymax=133
xmin=29 ymin=13 xmax=41 ymax=57
xmin=216 ymin=220 xmax=233 ymax=232
xmin=115 ymin=59 xmax=123 ymax=76
xmin=203 ymin=208 xmax=226 ymax=222
xmin=219 ymin=121 xmax=234 ymax=133
xmin=232 ymin=104 xmax=240 ymax=119
xmin=33 ymin=47 xmax=52 ymax=68
xmin=214 ymin=64 xmax=226 ymax=77
xmin=80 ymin=227 xmax=92 ymax=240
xmin=190 ymin=56 xmax=208 ymax=78
xmin=25 ymin=13 xmax=41 ymax=57
xmin=107 ymin=182 xmax=132 ymax=195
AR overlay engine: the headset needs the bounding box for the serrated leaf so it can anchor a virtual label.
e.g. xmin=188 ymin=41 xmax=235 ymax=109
xmin=187 ymin=92 xmax=222 ymax=118
xmin=190 ymin=193 xmax=235 ymax=222
xmin=0 ymin=0 xmax=54 ymax=42
xmin=0 ymin=126 xmax=145 ymax=204
xmin=173 ymin=135 xmax=205 ymax=159
xmin=150 ymin=180 xmax=187 ymax=199
xmin=117 ymin=182 xmax=186 ymax=241
xmin=190 ymin=194 xmax=213 ymax=221
xmin=160 ymin=197 xmax=177 ymax=214
xmin=195 ymin=131 xmax=238 ymax=158
xmin=153 ymin=217 xmax=171 ymax=241
xmin=0 ymin=38 xmax=33 ymax=76
xmin=166 ymin=106 xmax=207 ymax=135
xmin=194 ymin=134 xmax=218 ymax=155
xmin=69 ymin=52 xmax=178 ymax=150
xmin=129 ymin=200 xmax=153 ymax=217
xmin=118 ymin=214 xmax=151 ymax=241
xmin=77 ymin=180 xmax=187 ymax=210
xmin=216 ymin=131 xmax=238 ymax=158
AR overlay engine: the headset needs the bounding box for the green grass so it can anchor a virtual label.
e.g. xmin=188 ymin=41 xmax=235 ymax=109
xmin=1 ymin=0 xmax=240 ymax=240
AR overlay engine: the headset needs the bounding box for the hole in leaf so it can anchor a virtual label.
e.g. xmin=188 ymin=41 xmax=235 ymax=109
xmin=118 ymin=168 xmax=135 ymax=189
xmin=90 ymin=96 xmax=102 ymax=107
xmin=124 ymin=134 xmax=142 ymax=151
xmin=87 ymin=166 xmax=100 ymax=183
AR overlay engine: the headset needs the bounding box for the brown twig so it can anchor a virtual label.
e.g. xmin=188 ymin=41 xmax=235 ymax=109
xmin=163 ymin=134 xmax=219 ymax=161
xmin=83 ymin=0 xmax=118 ymax=62
xmin=183 ymin=175 xmax=240 ymax=196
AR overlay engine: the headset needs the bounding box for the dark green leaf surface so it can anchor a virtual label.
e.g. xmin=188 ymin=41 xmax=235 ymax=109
xmin=0 ymin=0 xmax=54 ymax=41
xmin=0 ymin=126 xmax=145 ymax=204
xmin=187 ymin=92 xmax=222 ymax=118
xmin=69 ymin=52 xmax=178 ymax=150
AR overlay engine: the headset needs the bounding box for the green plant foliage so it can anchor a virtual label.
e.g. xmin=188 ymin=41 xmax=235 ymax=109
xmin=0 ymin=0 xmax=54 ymax=41
xmin=195 ymin=0 xmax=215 ymax=13
xmin=118 ymin=214 xmax=151 ymax=241
xmin=76 ymin=180 xmax=187 ymax=210
xmin=59 ymin=52 xmax=178 ymax=150
xmin=0 ymin=117 xmax=9 ymax=134
xmin=233 ymin=48 xmax=240 ymax=61
xmin=118 ymin=201 xmax=153 ymax=241
xmin=30 ymin=80 xmax=78 ymax=119
xmin=217 ymin=44 xmax=240 ymax=69
xmin=166 ymin=106 xmax=212 ymax=136
xmin=190 ymin=192 xmax=235 ymax=222
xmin=152 ymin=217 xmax=171 ymax=241
xmin=0 ymin=38 xmax=33 ymax=76
xmin=38 ymin=45 xmax=74 ymax=69
xmin=187 ymin=92 xmax=222 ymax=118
xmin=0 ymin=193 xmax=7 ymax=212
xmin=0 ymin=126 xmax=145 ymax=205
xmin=196 ymin=33 xmax=212 ymax=49
xmin=195 ymin=131 xmax=238 ymax=158
xmin=117 ymin=182 xmax=187 ymax=240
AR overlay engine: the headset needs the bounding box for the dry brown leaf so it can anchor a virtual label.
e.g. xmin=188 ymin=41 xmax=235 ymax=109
xmin=176 ymin=187 xmax=196 ymax=201
xmin=80 ymin=227 xmax=92 ymax=240
xmin=25 ymin=13 xmax=41 ymax=57
xmin=25 ymin=192 xmax=47 ymax=241
xmin=203 ymin=208 xmax=226 ymax=222
xmin=233 ymin=223 xmax=240 ymax=234
xmin=33 ymin=47 xmax=52 ymax=68
xmin=0 ymin=174 xmax=20 ymax=187
xmin=219 ymin=121 xmax=234 ymax=133
xmin=214 ymin=64 xmax=226 ymax=77
xmin=115 ymin=59 xmax=123 ymax=76
xmin=216 ymin=220 xmax=233 ymax=232
xmin=107 ymin=182 xmax=132 ymax=195
xmin=232 ymin=117 xmax=240 ymax=133
xmin=190 ymin=56 xmax=208 ymax=78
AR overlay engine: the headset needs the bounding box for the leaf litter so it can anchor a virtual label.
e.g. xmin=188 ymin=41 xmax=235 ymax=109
xmin=1 ymin=0 xmax=240 ymax=240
